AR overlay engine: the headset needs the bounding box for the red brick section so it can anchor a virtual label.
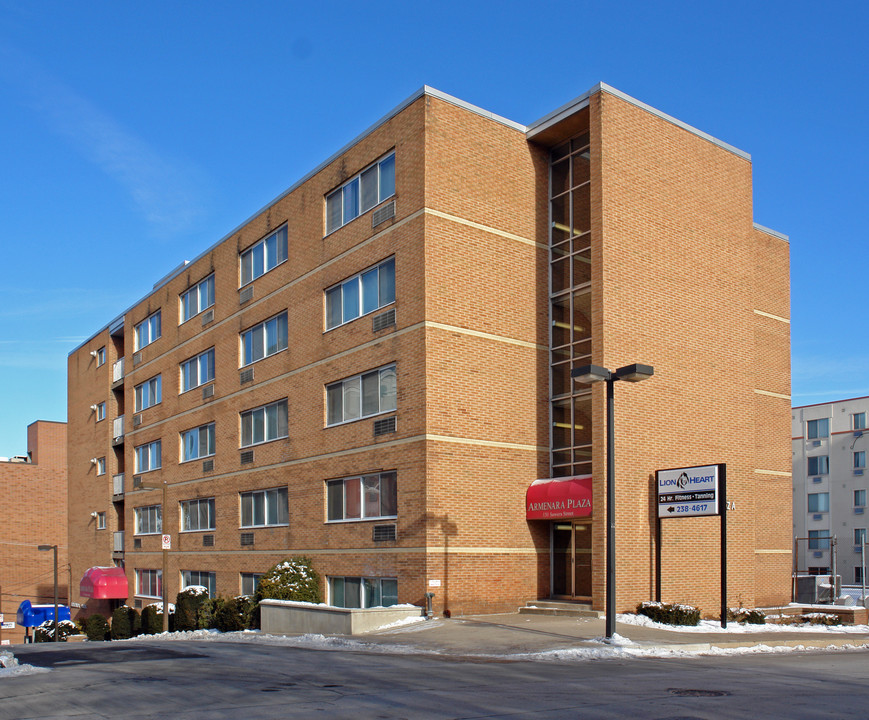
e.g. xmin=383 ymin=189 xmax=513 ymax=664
xmin=0 ymin=421 xmax=67 ymax=643
xmin=67 ymin=87 xmax=791 ymax=620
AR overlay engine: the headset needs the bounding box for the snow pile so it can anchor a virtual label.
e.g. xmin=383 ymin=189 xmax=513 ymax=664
xmin=618 ymin=612 xmax=869 ymax=634
xmin=0 ymin=651 xmax=50 ymax=678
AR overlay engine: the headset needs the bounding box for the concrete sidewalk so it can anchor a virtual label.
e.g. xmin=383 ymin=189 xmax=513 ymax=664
xmin=362 ymin=612 xmax=869 ymax=655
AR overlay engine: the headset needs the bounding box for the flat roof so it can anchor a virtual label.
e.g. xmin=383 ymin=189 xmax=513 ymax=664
xmin=71 ymin=83 xmax=782 ymax=354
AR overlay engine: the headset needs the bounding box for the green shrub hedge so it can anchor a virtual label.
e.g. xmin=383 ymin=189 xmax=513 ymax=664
xmin=727 ymin=607 xmax=766 ymax=624
xmin=636 ymin=601 xmax=701 ymax=626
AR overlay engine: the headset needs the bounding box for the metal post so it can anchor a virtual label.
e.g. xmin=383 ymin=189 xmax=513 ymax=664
xmin=162 ymin=481 xmax=168 ymax=633
xmin=51 ymin=546 xmax=58 ymax=642
xmin=862 ymin=542 xmax=866 ymax=605
xmin=605 ymin=377 xmax=615 ymax=640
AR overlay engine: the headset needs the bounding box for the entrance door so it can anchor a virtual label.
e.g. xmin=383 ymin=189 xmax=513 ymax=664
xmin=551 ymin=520 xmax=592 ymax=600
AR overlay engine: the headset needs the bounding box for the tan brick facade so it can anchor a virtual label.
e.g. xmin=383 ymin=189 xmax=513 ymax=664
xmin=68 ymin=84 xmax=791 ymax=621
xmin=0 ymin=421 xmax=67 ymax=643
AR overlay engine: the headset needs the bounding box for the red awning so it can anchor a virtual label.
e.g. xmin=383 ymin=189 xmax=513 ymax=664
xmin=526 ymin=476 xmax=593 ymax=520
xmin=80 ymin=566 xmax=129 ymax=599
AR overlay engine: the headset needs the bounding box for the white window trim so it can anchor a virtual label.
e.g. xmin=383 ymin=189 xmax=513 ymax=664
xmin=239 ymin=225 xmax=288 ymax=288
xmin=134 ymin=310 xmax=162 ymax=351
xmin=179 ymin=423 xmax=216 ymax=463
xmin=239 ymin=487 xmax=289 ymax=529
xmin=239 ymin=399 xmax=288 ymax=449
xmin=324 ymin=151 xmax=395 ymax=236
xmin=180 ymin=497 xmax=216 ymax=533
xmin=134 ymin=440 xmax=162 ymax=474
xmin=96 ymin=347 xmax=106 ymax=367
xmin=96 ymin=402 xmax=106 ymax=422
xmin=179 ymin=348 xmax=215 ymax=394
xmin=324 ymin=257 xmax=396 ymax=332
xmin=136 ymin=569 xmax=162 ymax=599
xmin=134 ymin=504 xmax=162 ymax=536
xmin=326 ymin=364 xmax=397 ymax=427
xmin=179 ymin=274 xmax=215 ymax=324
xmin=239 ymin=312 xmax=289 ymax=368
xmin=96 ymin=512 xmax=106 ymax=530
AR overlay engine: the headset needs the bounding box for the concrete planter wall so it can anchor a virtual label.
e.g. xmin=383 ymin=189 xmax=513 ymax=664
xmin=260 ymin=600 xmax=425 ymax=635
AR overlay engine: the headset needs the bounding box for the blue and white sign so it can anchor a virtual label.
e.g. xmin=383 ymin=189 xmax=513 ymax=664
xmin=657 ymin=464 xmax=720 ymax=518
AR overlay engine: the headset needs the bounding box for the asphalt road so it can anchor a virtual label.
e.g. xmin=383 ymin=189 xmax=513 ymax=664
xmin=3 ymin=640 xmax=868 ymax=719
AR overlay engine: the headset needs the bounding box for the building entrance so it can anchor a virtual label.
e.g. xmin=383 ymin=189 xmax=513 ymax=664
xmin=552 ymin=520 xmax=592 ymax=600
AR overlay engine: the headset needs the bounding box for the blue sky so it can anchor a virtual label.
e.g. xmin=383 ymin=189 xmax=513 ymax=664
xmin=0 ymin=1 xmax=867 ymax=453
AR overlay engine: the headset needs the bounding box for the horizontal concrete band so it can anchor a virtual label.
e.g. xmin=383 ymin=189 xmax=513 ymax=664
xmin=754 ymin=389 xmax=791 ymax=400
xmin=753 ymin=309 xmax=790 ymax=324
xmin=754 ymin=469 xmax=792 ymax=477
xmin=754 ymin=549 xmax=792 ymax=554
xmin=126 ymin=546 xmax=545 ymax=557
xmin=127 ymin=433 xmax=546 ymax=493
xmin=126 ymin=206 xmax=539 ymax=381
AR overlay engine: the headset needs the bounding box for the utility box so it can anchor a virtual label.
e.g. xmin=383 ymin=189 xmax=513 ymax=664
xmin=795 ymin=575 xmax=841 ymax=603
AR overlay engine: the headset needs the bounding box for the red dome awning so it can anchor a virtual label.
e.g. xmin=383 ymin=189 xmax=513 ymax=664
xmin=526 ymin=476 xmax=593 ymax=520
xmin=80 ymin=566 xmax=129 ymax=599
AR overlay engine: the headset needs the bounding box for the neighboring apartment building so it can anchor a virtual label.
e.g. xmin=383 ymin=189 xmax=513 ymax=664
xmin=793 ymin=397 xmax=869 ymax=585
xmin=68 ymin=83 xmax=792 ymax=620
xmin=0 ymin=421 xmax=67 ymax=643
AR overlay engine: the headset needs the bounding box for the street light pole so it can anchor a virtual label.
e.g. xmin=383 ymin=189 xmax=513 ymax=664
xmin=572 ymin=363 xmax=654 ymax=641
xmin=37 ymin=544 xmax=58 ymax=642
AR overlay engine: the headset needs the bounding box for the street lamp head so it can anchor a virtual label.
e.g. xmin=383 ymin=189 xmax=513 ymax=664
xmin=37 ymin=545 xmax=55 ymax=552
xmin=571 ymin=364 xmax=612 ymax=383
xmin=614 ymin=363 xmax=655 ymax=382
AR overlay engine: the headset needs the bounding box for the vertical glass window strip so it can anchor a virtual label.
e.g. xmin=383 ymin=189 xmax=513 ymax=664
xmin=181 ymin=349 xmax=215 ymax=392
xmin=855 ymin=451 xmax=866 ymax=469
xmin=854 ymin=413 xmax=867 ymax=431
xmin=855 ymin=489 xmax=867 ymax=507
xmin=549 ymin=130 xmax=593 ymax=478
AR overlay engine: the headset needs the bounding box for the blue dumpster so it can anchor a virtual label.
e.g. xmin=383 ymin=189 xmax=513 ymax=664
xmin=16 ymin=599 xmax=71 ymax=627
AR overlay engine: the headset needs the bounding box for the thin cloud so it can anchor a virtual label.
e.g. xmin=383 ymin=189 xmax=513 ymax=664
xmin=0 ymin=42 xmax=208 ymax=237
xmin=792 ymin=353 xmax=869 ymax=401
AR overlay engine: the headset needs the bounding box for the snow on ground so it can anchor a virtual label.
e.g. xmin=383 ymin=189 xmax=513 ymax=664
xmin=617 ymin=612 xmax=869 ymax=634
xmin=0 ymin=651 xmax=50 ymax=678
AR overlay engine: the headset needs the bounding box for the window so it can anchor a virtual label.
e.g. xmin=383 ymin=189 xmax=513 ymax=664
xmin=96 ymin=457 xmax=106 ymax=476
xmin=135 ymin=440 xmax=162 ymax=473
xmin=135 ymin=311 xmax=162 ymax=350
xmin=135 ymin=504 xmax=162 ymax=535
xmin=136 ymin=569 xmax=162 ymax=598
xmin=807 ymin=566 xmax=829 ymax=576
xmin=181 ymin=348 xmax=215 ymax=392
xmin=241 ymin=313 xmax=288 ymax=366
xmin=325 ymin=257 xmax=396 ymax=330
xmin=808 ymin=530 xmax=831 ymax=550
xmin=807 ymin=418 xmax=830 ymax=439
xmin=326 ymin=152 xmax=395 ymax=234
xmin=181 ymin=498 xmax=215 ymax=532
xmin=181 ymin=570 xmax=216 ymax=598
xmin=240 ymin=226 xmax=288 ymax=286
xmin=96 ymin=512 xmax=106 ymax=530
xmin=327 ymin=471 xmax=397 ymax=521
xmin=240 ymin=400 xmax=288 ymax=447
xmin=854 ymin=413 xmax=867 ymax=431
xmin=329 ymin=576 xmax=398 ymax=609
xmin=135 ymin=375 xmax=162 ymax=411
xmin=181 ymin=424 xmax=215 ymax=462
xmin=326 ymin=365 xmax=397 ymax=425
xmin=180 ymin=274 xmax=215 ymax=323
xmin=240 ymin=487 xmax=288 ymax=527
xmin=856 ymin=489 xmax=866 ymax=508
xmin=855 ymin=528 xmax=867 ymax=546
xmin=857 ymin=567 xmax=864 ymax=584
xmin=856 ymin=451 xmax=866 ymax=469
xmin=241 ymin=572 xmax=264 ymax=596
xmin=807 ymin=492 xmax=829 ymax=513
xmin=96 ymin=402 xmax=106 ymax=422
xmin=807 ymin=455 xmax=829 ymax=476
xmin=96 ymin=347 xmax=106 ymax=366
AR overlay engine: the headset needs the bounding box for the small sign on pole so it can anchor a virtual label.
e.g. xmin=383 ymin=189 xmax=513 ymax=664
xmin=1 ymin=622 xmax=15 ymax=630
xmin=161 ymin=535 xmax=171 ymax=550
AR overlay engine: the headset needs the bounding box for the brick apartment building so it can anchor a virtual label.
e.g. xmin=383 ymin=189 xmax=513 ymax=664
xmin=0 ymin=421 xmax=67 ymax=643
xmin=67 ymin=83 xmax=792 ymax=620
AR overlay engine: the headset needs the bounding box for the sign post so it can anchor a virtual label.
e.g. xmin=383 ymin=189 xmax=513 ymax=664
xmin=655 ymin=464 xmax=727 ymax=628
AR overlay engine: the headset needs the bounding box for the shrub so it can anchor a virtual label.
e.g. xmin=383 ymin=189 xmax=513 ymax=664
xmin=111 ymin=606 xmax=141 ymax=639
xmin=198 ymin=597 xmax=219 ymax=630
xmin=175 ymin=586 xmax=209 ymax=631
xmin=636 ymin=601 xmax=701 ymax=626
xmin=255 ymin=557 xmax=321 ymax=604
xmin=84 ymin=614 xmax=110 ymax=641
xmin=727 ymin=607 xmax=766 ymax=624
xmin=140 ymin=603 xmax=174 ymax=634
xmin=212 ymin=597 xmax=248 ymax=632
xmin=777 ymin=612 xmax=842 ymax=627
xmin=34 ymin=619 xmax=77 ymax=642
